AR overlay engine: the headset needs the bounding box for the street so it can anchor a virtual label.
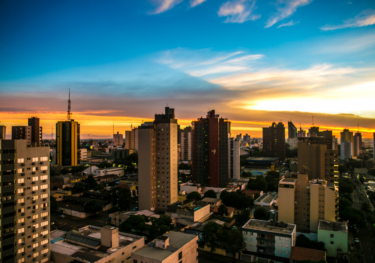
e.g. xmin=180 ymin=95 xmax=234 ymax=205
xmin=351 ymin=182 xmax=375 ymax=263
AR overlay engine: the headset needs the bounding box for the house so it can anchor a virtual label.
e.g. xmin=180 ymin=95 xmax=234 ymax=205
xmin=254 ymin=192 xmax=278 ymax=207
xmin=289 ymin=247 xmax=326 ymax=263
xmin=197 ymin=197 xmax=222 ymax=208
xmin=51 ymin=190 xmax=71 ymax=201
xmin=131 ymin=231 xmax=198 ymax=263
xmin=109 ymin=210 xmax=176 ymax=227
xmin=185 ymin=218 xmax=235 ymax=243
xmin=166 ymin=201 xmax=211 ymax=226
xmin=317 ymin=220 xmax=348 ymax=258
xmin=211 ymin=205 xmax=235 ymax=218
xmin=50 ymin=225 xmax=145 ymax=263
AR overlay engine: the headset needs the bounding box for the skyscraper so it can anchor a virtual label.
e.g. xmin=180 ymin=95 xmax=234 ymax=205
xmin=113 ymin=131 xmax=123 ymax=146
xmin=373 ymin=133 xmax=375 ymax=160
xmin=12 ymin=126 xmax=32 ymax=144
xmin=125 ymin=127 xmax=138 ymax=151
xmin=191 ymin=110 xmax=231 ymax=187
xmin=288 ymin=121 xmax=297 ymax=138
xmin=353 ymin=132 xmax=362 ymax=157
xmin=0 ymin=139 xmax=51 ymax=263
xmin=340 ymin=129 xmax=353 ymax=144
xmin=308 ymin=126 xmax=320 ymax=137
xmin=180 ymin=126 xmax=192 ymax=163
xmin=56 ymin=91 xmax=80 ymax=166
xmin=229 ymin=137 xmax=241 ymax=180
xmin=297 ymin=138 xmax=339 ymax=183
xmin=297 ymin=127 xmax=306 ymax=138
xmin=28 ymin=117 xmax=42 ymax=145
xmin=263 ymin=122 xmax=285 ymax=162
xmin=0 ymin=125 xmax=6 ymax=139
xmin=341 ymin=140 xmax=352 ymax=160
xmin=138 ymin=107 xmax=178 ymax=211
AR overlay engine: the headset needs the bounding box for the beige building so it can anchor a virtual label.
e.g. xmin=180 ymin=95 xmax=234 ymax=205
xmin=131 ymin=231 xmax=198 ymax=263
xmin=0 ymin=125 xmax=6 ymax=139
xmin=297 ymin=138 xmax=339 ymax=183
xmin=0 ymin=139 xmax=50 ymax=263
xmin=113 ymin=131 xmax=124 ymax=146
xmin=51 ymin=225 xmax=145 ymax=263
xmin=125 ymin=128 xmax=138 ymax=151
xmin=138 ymin=107 xmax=178 ymax=211
xmin=180 ymin=126 xmax=192 ymax=163
xmin=278 ymin=174 xmax=338 ymax=233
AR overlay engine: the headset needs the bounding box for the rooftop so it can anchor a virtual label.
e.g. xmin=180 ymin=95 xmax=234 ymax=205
xmin=211 ymin=206 xmax=234 ymax=215
xmin=289 ymin=247 xmax=326 ymax=262
xmin=51 ymin=225 xmax=143 ymax=263
xmin=187 ymin=218 xmax=231 ymax=232
xmin=201 ymin=197 xmax=220 ymax=203
xmin=318 ymin=220 xmax=348 ymax=233
xmin=255 ymin=192 xmax=278 ymax=204
xmin=279 ymin=178 xmax=297 ymax=184
xmin=243 ymin=219 xmax=295 ymax=236
xmin=132 ymin=231 xmax=197 ymax=261
xmin=246 ymin=157 xmax=279 ymax=162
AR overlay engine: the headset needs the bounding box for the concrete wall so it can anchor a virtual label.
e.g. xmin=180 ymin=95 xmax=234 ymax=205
xmin=318 ymin=229 xmax=348 ymax=257
xmin=60 ymin=207 xmax=91 ymax=218
xmin=193 ymin=205 xmax=210 ymax=221
xmin=274 ymin=235 xmax=292 ymax=258
xmin=138 ymin=128 xmax=153 ymax=210
xmin=180 ymin=184 xmax=201 ymax=194
xmin=278 ymin=183 xmax=295 ymax=225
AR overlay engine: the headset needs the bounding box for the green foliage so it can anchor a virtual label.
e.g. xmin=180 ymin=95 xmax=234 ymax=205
xmin=339 ymin=165 xmax=349 ymax=175
xmin=202 ymin=222 xmax=223 ymax=252
xmin=218 ymin=204 xmax=229 ymax=216
xmin=339 ymin=198 xmax=352 ymax=210
xmin=246 ymin=176 xmax=267 ymax=191
xmin=235 ymin=210 xmax=251 ymax=226
xmin=265 ymin=171 xmax=280 ymax=192
xmin=120 ymin=215 xmax=147 ymax=234
xmin=187 ymin=191 xmax=202 ymax=201
xmin=84 ymin=200 xmax=102 ymax=214
xmin=50 ymin=196 xmax=58 ymax=212
xmin=339 ymin=178 xmax=354 ymax=195
xmin=359 ymin=176 xmax=365 ymax=184
xmin=296 ymin=234 xmax=325 ymax=251
xmin=241 ymin=171 xmax=252 ymax=177
xmin=254 ymin=207 xmax=268 ymax=220
xmin=240 ymin=155 xmax=249 ymax=167
xmin=361 ymin=202 xmax=370 ymax=212
xmin=98 ymin=162 xmax=112 ymax=168
xmin=117 ymin=188 xmax=132 ymax=211
xmin=113 ymin=152 xmax=138 ymax=174
xmin=221 ymin=228 xmax=245 ymax=262
xmin=339 ymin=207 xmax=366 ymax=228
xmin=85 ymin=175 xmax=98 ymax=190
xmin=204 ymin=190 xmax=217 ymax=198
xmin=220 ymin=190 xmax=254 ymax=209
xmin=286 ymin=144 xmax=298 ymax=158
xmin=71 ymin=182 xmax=86 ymax=194
xmin=61 ymin=165 xmax=86 ymax=175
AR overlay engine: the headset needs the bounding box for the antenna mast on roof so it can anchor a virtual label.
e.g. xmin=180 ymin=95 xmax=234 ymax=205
xmin=312 ymin=116 xmax=314 ymax=126
xmin=113 ymin=120 xmax=114 ymax=135
xmin=67 ymin=89 xmax=72 ymax=120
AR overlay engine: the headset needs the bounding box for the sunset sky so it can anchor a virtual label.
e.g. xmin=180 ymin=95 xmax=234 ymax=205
xmin=1 ymin=0 xmax=375 ymax=139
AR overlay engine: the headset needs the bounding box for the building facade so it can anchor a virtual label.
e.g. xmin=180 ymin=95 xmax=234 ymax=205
xmin=180 ymin=126 xmax=192 ymax=163
xmin=113 ymin=131 xmax=124 ymax=146
xmin=229 ymin=137 xmax=240 ymax=179
xmin=278 ymin=174 xmax=338 ymax=233
xmin=340 ymin=141 xmax=352 ymax=160
xmin=243 ymin=134 xmax=251 ymax=144
xmin=297 ymin=127 xmax=306 ymax=138
xmin=353 ymin=132 xmax=362 ymax=157
xmin=0 ymin=125 xmax=6 ymax=139
xmin=263 ymin=122 xmax=285 ymax=162
xmin=317 ymin=220 xmax=348 ymax=258
xmin=138 ymin=107 xmax=178 ymax=211
xmin=12 ymin=126 xmax=32 ymax=145
xmin=288 ymin=121 xmax=297 ymax=139
xmin=192 ymin=110 xmax=231 ymax=187
xmin=125 ymin=128 xmax=138 ymax=151
xmin=28 ymin=117 xmax=42 ymax=145
xmin=56 ymin=120 xmax=80 ymax=166
xmin=0 ymin=139 xmax=50 ymax=263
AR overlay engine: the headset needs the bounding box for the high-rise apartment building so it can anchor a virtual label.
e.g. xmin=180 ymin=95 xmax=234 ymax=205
xmin=191 ymin=110 xmax=231 ymax=187
xmin=297 ymin=127 xmax=306 ymax=138
xmin=308 ymin=126 xmax=320 ymax=137
xmin=229 ymin=137 xmax=240 ymax=179
xmin=138 ymin=107 xmax=178 ymax=211
xmin=243 ymin=134 xmax=251 ymax=144
xmin=0 ymin=125 xmax=7 ymax=139
xmin=288 ymin=121 xmax=297 ymax=138
xmin=353 ymin=132 xmax=362 ymax=157
xmin=373 ymin=133 xmax=375 ymax=160
xmin=113 ymin=132 xmax=124 ymax=146
xmin=0 ymin=139 xmax=50 ymax=263
xmin=278 ymin=174 xmax=338 ymax=233
xmin=340 ymin=141 xmax=352 ymax=160
xmin=28 ymin=117 xmax=43 ymax=145
xmin=180 ymin=126 xmax=192 ymax=163
xmin=297 ymin=138 xmax=339 ymax=183
xmin=12 ymin=126 xmax=32 ymax=144
xmin=125 ymin=128 xmax=138 ymax=151
xmin=56 ymin=120 xmax=80 ymax=166
xmin=262 ymin=122 xmax=285 ymax=162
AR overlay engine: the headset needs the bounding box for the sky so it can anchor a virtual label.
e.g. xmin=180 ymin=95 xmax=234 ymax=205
xmin=1 ymin=0 xmax=375 ymax=139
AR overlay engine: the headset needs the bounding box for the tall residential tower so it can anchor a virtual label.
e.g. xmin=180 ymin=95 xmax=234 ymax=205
xmin=263 ymin=122 xmax=285 ymax=162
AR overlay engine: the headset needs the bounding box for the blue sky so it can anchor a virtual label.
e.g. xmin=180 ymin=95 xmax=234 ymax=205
xmin=1 ymin=0 xmax=375 ymax=138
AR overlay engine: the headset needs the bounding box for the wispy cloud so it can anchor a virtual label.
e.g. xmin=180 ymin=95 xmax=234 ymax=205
xmin=277 ymin=20 xmax=299 ymax=28
xmin=320 ymin=9 xmax=375 ymax=31
xmin=265 ymin=0 xmax=312 ymax=28
xmin=150 ymin=0 xmax=183 ymax=14
xmin=218 ymin=0 xmax=261 ymax=23
xmin=190 ymin=0 xmax=207 ymax=8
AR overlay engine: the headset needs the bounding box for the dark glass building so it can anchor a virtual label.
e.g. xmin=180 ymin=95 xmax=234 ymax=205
xmin=263 ymin=122 xmax=286 ymax=162
xmin=288 ymin=121 xmax=297 ymax=139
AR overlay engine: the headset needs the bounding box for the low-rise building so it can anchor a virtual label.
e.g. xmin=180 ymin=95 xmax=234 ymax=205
xmin=93 ymin=167 xmax=124 ymax=177
xmin=51 ymin=225 xmax=145 ymax=263
xmin=254 ymin=192 xmax=278 ymax=207
xmin=131 ymin=231 xmax=198 ymax=263
xmin=80 ymin=148 xmax=87 ymax=160
xmin=197 ymin=197 xmax=222 ymax=208
xmin=242 ymin=189 xmax=264 ymax=198
xmin=242 ymin=219 xmax=296 ymax=262
xmin=211 ymin=205 xmax=235 ymax=218
xmin=166 ymin=201 xmax=211 ymax=226
xmin=289 ymin=246 xmax=326 ymax=263
xmin=318 ymin=220 xmax=348 ymax=258
xmin=51 ymin=189 xmax=72 ymax=201
xmin=185 ymin=218 xmax=235 ymax=243
xmin=109 ymin=210 xmax=175 ymax=227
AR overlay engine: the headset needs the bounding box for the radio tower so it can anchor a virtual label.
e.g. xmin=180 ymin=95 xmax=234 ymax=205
xmin=67 ymin=89 xmax=72 ymax=120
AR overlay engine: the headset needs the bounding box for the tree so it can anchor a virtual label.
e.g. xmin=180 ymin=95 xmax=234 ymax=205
xmin=296 ymin=234 xmax=325 ymax=251
xmin=202 ymin=222 xmax=223 ymax=252
xmin=218 ymin=204 xmax=229 ymax=216
xmin=85 ymin=175 xmax=98 ymax=190
xmin=148 ymin=215 xmax=173 ymax=240
xmin=235 ymin=210 xmax=250 ymax=227
xmin=340 ymin=207 xmax=366 ymax=228
xmin=254 ymin=207 xmax=268 ymax=220
xmin=361 ymin=202 xmax=370 ymax=212
xmin=241 ymin=171 xmax=252 ymax=177
xmin=339 ymin=178 xmax=354 ymax=195
xmin=265 ymin=171 xmax=280 ymax=192
xmin=117 ymin=188 xmax=132 ymax=211
xmin=120 ymin=215 xmax=147 ymax=234
xmin=187 ymin=191 xmax=202 ymax=201
xmin=71 ymin=182 xmax=86 ymax=194
xmin=98 ymin=162 xmax=112 ymax=168
xmin=50 ymin=196 xmax=58 ymax=212
xmin=359 ymin=176 xmax=365 ymax=184
xmin=220 ymin=190 xmax=254 ymax=210
xmin=221 ymin=229 xmax=245 ymax=263
xmin=246 ymin=176 xmax=267 ymax=191
xmin=204 ymin=190 xmax=217 ymax=199
xmin=84 ymin=200 xmax=102 ymax=214
xmin=339 ymin=198 xmax=352 ymax=210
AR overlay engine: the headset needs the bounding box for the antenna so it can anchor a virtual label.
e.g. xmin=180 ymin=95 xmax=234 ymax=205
xmin=113 ymin=120 xmax=114 ymax=135
xmin=67 ymin=89 xmax=71 ymax=120
xmin=312 ymin=116 xmax=314 ymax=126
xmin=51 ymin=127 xmax=53 ymax=140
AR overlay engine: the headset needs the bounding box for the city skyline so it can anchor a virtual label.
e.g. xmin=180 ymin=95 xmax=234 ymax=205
xmin=1 ymin=0 xmax=375 ymax=138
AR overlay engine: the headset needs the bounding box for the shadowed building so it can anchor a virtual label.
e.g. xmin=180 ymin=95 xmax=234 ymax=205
xmin=288 ymin=121 xmax=297 ymax=138
xmin=180 ymin=126 xmax=192 ymax=163
xmin=138 ymin=107 xmax=178 ymax=211
xmin=28 ymin=117 xmax=42 ymax=145
xmin=12 ymin=126 xmax=32 ymax=144
xmin=263 ymin=122 xmax=285 ymax=162
xmin=0 ymin=125 xmax=6 ymax=139
xmin=191 ymin=110 xmax=231 ymax=187
xmin=113 ymin=131 xmax=123 ymax=146
xmin=56 ymin=120 xmax=80 ymax=166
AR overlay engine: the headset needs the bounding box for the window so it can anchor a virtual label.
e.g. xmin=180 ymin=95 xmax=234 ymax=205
xmin=32 ymin=157 xmax=39 ymax=162
xmin=279 ymin=237 xmax=283 ymax=240
xmin=33 ymin=233 xmax=39 ymax=238
xmin=40 ymin=175 xmax=48 ymax=180
xmin=41 ymin=221 xmax=48 ymax=227
xmin=41 ymin=230 xmax=48 ymax=236
xmin=41 ymin=194 xmax=48 ymax=199
xmin=285 ymin=237 xmax=289 ymax=241
xmin=18 ymin=248 xmax=25 ymax=253
xmin=18 ymin=178 xmax=25 ymax=183
xmin=179 ymin=251 xmax=182 ymax=260
xmin=41 ymin=249 xmax=48 ymax=254
xmin=18 ymin=158 xmax=24 ymax=163
xmin=32 ymin=167 xmax=37 ymax=172
xmin=285 ymin=244 xmax=289 ymax=248
xmin=18 ymin=239 xmax=24 ymax=244
xmin=32 ymin=214 xmax=39 ymax=219
xmin=18 ymin=188 xmax=24 ymax=193
xmin=18 ymin=218 xmax=25 ymax=223
xmin=18 ymin=198 xmax=25 ymax=204
xmin=133 ymin=260 xmax=138 ymax=263
xmin=32 ymin=186 xmax=39 ymax=191
xmin=41 ymin=239 xmax=48 ymax=245
xmin=279 ymin=249 xmax=282 ymax=254
xmin=279 ymin=243 xmax=282 ymax=247
xmin=330 ymin=234 xmax=334 ymax=238
xmin=285 ymin=251 xmax=289 ymax=255
xmin=41 ymin=212 xmax=48 ymax=217
xmin=40 ymin=157 xmax=48 ymax=161
xmin=18 ymin=168 xmax=24 ymax=173
xmin=18 ymin=228 xmax=25 ymax=233
xmin=33 ymin=195 xmax=39 ymax=201
xmin=40 ymin=184 xmax=48 ymax=189
xmin=33 ymin=224 xmax=39 ymax=229
xmin=18 ymin=259 xmax=25 ymax=263
xmin=32 ymin=176 xmax=38 ymax=181
xmin=33 ymin=252 xmax=39 ymax=257
xmin=41 ymin=166 xmax=48 ymax=171
xmin=33 ymin=243 xmax=39 ymax=248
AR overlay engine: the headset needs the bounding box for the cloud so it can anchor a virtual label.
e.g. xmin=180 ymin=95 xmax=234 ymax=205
xmin=315 ymin=34 xmax=375 ymax=54
xmin=190 ymin=0 xmax=207 ymax=8
xmin=218 ymin=0 xmax=261 ymax=23
xmin=277 ymin=20 xmax=299 ymax=28
xmin=320 ymin=9 xmax=375 ymax=31
xmin=150 ymin=0 xmax=183 ymax=14
xmin=265 ymin=0 xmax=312 ymax=28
